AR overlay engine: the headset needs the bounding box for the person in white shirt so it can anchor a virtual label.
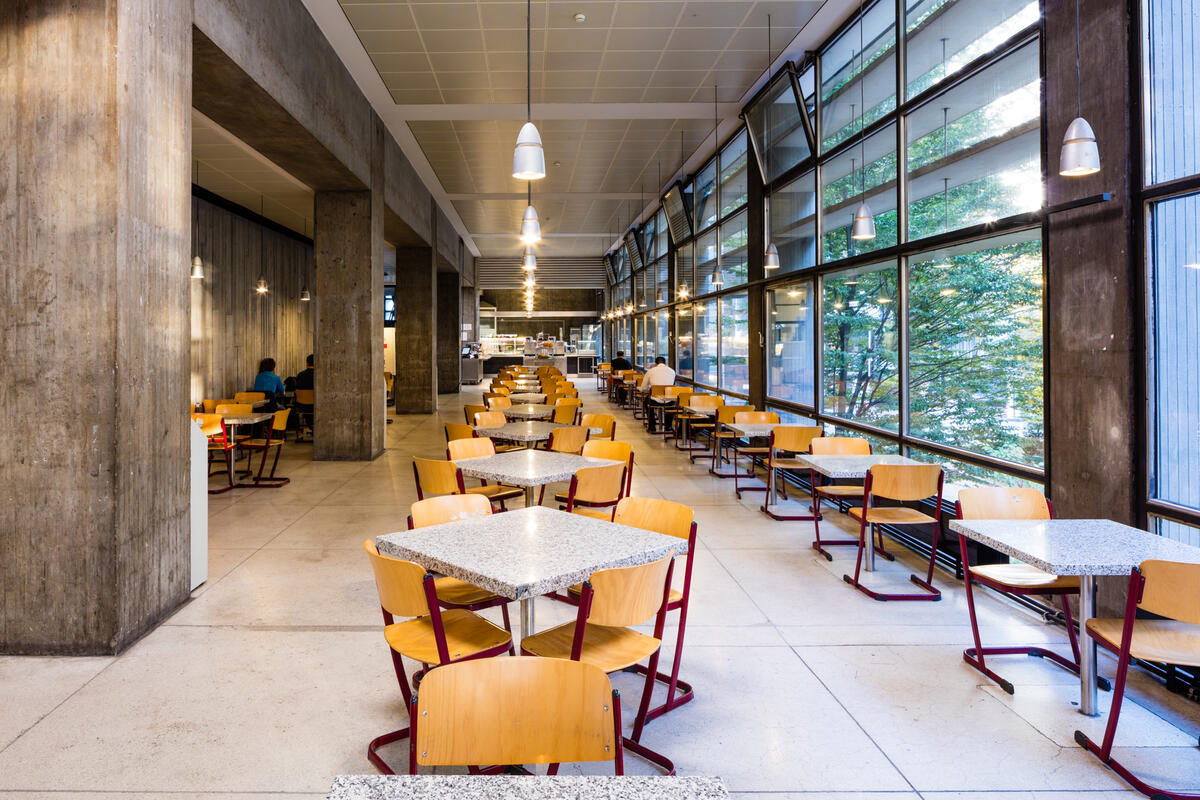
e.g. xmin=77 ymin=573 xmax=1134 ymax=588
xmin=640 ymin=356 xmax=676 ymax=432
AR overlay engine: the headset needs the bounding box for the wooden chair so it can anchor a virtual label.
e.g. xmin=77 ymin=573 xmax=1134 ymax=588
xmin=708 ymin=405 xmax=753 ymax=477
xmin=844 ymin=464 xmax=944 ymax=601
xmin=486 ymin=395 xmax=511 ymax=410
xmin=546 ymin=425 xmax=588 ymax=454
xmin=407 ymin=495 xmax=512 ymax=634
xmin=760 ymin=426 xmax=823 ymax=520
xmin=444 ymin=423 xmax=474 ymax=445
xmin=362 ymin=539 xmax=513 ymax=775
xmin=234 ymin=391 xmax=265 ymax=404
xmin=201 ymin=398 xmax=221 ymax=414
xmin=411 ymin=456 xmax=522 ymax=510
xmin=809 ymin=437 xmax=879 ymax=561
xmin=732 ymin=411 xmax=780 ymax=499
xmin=193 ymin=413 xmax=235 ymax=494
xmin=238 ymin=409 xmax=291 ymax=486
xmin=560 ymin=462 xmax=627 ymax=520
xmin=473 ymin=410 xmax=508 ymax=429
xmin=551 ymin=404 xmax=578 ymax=425
xmin=557 ymin=385 xmax=579 ymax=398
xmin=678 ymin=394 xmax=723 ymax=456
xmin=581 ymin=439 xmax=634 ymax=498
xmin=956 ymin=488 xmax=1081 ymax=694
xmin=1075 ymin=560 xmax=1200 ymax=799
xmin=449 ymin=434 xmax=523 ymax=461
xmin=293 ymin=388 xmax=315 ymax=442
xmin=661 ymin=389 xmax=696 ymax=441
xmin=595 ymin=362 xmax=612 ymax=391
xmin=408 ymin=656 xmax=623 ymax=775
xmin=490 ymin=386 xmax=511 ymax=396
xmin=213 ymin=403 xmax=252 ymax=416
xmin=521 ymin=553 xmax=677 ymax=774
xmin=580 ymin=412 xmax=616 ymax=440
xmin=463 ymin=404 xmax=487 ymax=425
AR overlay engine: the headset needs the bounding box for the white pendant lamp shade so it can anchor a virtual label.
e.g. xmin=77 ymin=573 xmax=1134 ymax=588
xmin=300 ymin=288 xmax=311 ymax=302
xmin=521 ymin=247 xmax=537 ymax=271
xmin=851 ymin=201 xmax=877 ymax=240
xmin=520 ymin=204 xmax=541 ymax=244
xmin=1059 ymin=117 xmax=1101 ymax=176
xmin=710 ymin=265 xmax=723 ymax=288
xmin=764 ymin=242 xmax=781 ymax=270
xmin=190 ymin=256 xmax=204 ymax=280
xmin=255 ymin=277 xmax=269 ymax=294
xmin=512 ymin=122 xmax=546 ymax=180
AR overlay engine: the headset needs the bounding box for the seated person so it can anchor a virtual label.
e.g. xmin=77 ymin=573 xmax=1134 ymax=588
xmin=610 ymin=351 xmax=633 ymax=371
xmin=639 ymin=356 xmax=676 ymax=432
xmin=253 ymin=357 xmax=286 ymax=410
xmin=294 ymin=353 xmax=314 ymax=392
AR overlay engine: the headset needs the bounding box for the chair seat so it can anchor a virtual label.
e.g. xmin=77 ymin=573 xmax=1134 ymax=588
xmin=848 ymin=506 xmax=937 ymax=525
xmin=521 ymin=621 xmax=661 ymax=672
xmin=712 ymin=431 xmax=738 ymax=439
xmin=1086 ymin=618 xmax=1200 ymax=668
xmin=239 ymin=437 xmax=283 ymax=448
xmin=767 ymin=458 xmax=808 ymax=470
xmin=434 ymin=577 xmax=503 ymax=608
xmin=972 ymin=563 xmax=1079 ymax=590
xmin=466 ymin=485 xmax=524 ymax=502
xmin=734 ymin=446 xmax=770 ymax=455
xmin=207 ymin=441 xmax=234 ymax=451
xmin=384 ymin=609 xmax=511 ymax=663
xmin=814 ymin=484 xmax=863 ymax=497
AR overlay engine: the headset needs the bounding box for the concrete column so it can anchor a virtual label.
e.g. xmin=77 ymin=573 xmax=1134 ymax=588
xmin=0 ymin=0 xmax=192 ymax=654
xmin=312 ymin=118 xmax=386 ymax=461
xmin=746 ymin=156 xmax=767 ymax=409
xmin=393 ymin=247 xmax=437 ymax=413
xmin=437 ymin=271 xmax=462 ymax=393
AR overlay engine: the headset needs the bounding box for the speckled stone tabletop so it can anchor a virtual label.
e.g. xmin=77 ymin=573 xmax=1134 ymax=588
xmin=508 ymin=392 xmax=546 ymax=403
xmin=725 ymin=423 xmax=777 ymax=438
xmin=794 ymin=454 xmax=919 ymax=478
xmin=220 ymin=413 xmax=275 ymax=426
xmin=504 ymin=404 xmax=555 ymax=420
xmin=648 ymin=395 xmax=677 ymax=405
xmin=456 ymin=449 xmax=619 ymax=486
xmin=327 ymin=775 xmax=728 ymax=800
xmin=474 ymin=420 xmax=562 ymax=443
xmin=375 ymin=505 xmax=688 ymax=599
xmin=950 ymin=518 xmax=1200 ymax=575
xmin=682 ymin=405 xmax=717 ymax=416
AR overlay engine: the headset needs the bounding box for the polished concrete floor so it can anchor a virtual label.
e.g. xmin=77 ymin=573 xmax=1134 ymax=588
xmin=3 ymin=383 xmax=1200 ymax=798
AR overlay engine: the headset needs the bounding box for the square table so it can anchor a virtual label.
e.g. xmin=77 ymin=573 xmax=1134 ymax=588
xmin=218 ymin=412 xmax=276 ymax=489
xmin=375 ymin=505 xmax=687 ymax=647
xmin=327 ymin=775 xmax=728 ymax=800
xmin=503 ymin=403 xmax=555 ymax=421
xmin=473 ymin=420 xmax=562 ymax=448
xmin=949 ymin=518 xmax=1200 ymax=716
xmin=456 ymin=449 xmax=620 ymax=509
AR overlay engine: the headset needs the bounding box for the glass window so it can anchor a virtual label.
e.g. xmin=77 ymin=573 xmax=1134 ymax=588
xmin=1144 ymin=0 xmax=1200 ymax=184
xmin=822 ymin=122 xmax=898 ymax=261
xmin=1148 ymin=191 xmax=1200 ymax=514
xmin=904 ymin=448 xmax=1043 ymax=505
xmin=907 ymin=230 xmax=1044 ymax=467
xmin=643 ymin=314 xmax=656 ymax=362
xmin=654 ymin=258 xmax=669 ymax=307
xmin=633 ymin=315 xmax=645 ymax=365
xmin=676 ymin=304 xmax=694 ymax=379
xmin=1153 ymin=515 xmax=1200 ymax=547
xmin=747 ymin=72 xmax=812 ymax=183
xmin=905 ymin=40 xmax=1041 ymax=240
xmin=640 ymin=268 xmax=654 ymax=310
xmin=696 ymin=228 xmax=720 ymax=294
xmin=656 ymin=309 xmax=670 ymax=364
xmin=694 ymin=159 xmax=718 ymax=231
xmin=654 ymin=209 xmax=670 ymax=260
xmin=903 ymin=0 xmax=1039 ymax=99
xmin=720 ymin=293 xmax=750 ymax=395
xmin=767 ymin=280 xmax=815 ymax=406
xmin=822 ymin=261 xmax=900 ymax=431
xmin=768 ymin=406 xmax=822 ymax=426
xmin=676 ymin=242 xmax=694 ymax=299
xmin=719 ymin=210 xmax=749 ymax=287
xmin=694 ymin=299 xmax=719 ymax=387
xmin=719 ymin=130 xmax=749 ymax=216
xmin=769 ymin=171 xmax=818 ymax=273
xmin=820 ymin=0 xmax=898 ymax=152
xmin=618 ymin=316 xmax=631 ymax=356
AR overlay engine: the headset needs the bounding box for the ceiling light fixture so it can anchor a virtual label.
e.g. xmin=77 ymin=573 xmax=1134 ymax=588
xmin=300 ymin=288 xmax=311 ymax=302
xmin=511 ymin=0 xmax=546 ymax=180
xmin=255 ymin=277 xmax=269 ymax=295
xmin=520 ymin=185 xmax=541 ymax=244
xmin=656 ymin=288 xmax=665 ymax=304
xmin=1059 ymin=0 xmax=1100 ymax=176
xmin=573 ymin=12 xmax=586 ymax=23
xmin=678 ymin=281 xmax=690 ymax=299
xmin=850 ymin=0 xmax=876 ymax=242
xmin=190 ymin=255 xmax=204 ymax=280
xmin=521 ymin=246 xmax=537 ymax=271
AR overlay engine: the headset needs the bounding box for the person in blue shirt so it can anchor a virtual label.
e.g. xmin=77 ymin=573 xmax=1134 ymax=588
xmin=253 ymin=357 xmax=286 ymax=408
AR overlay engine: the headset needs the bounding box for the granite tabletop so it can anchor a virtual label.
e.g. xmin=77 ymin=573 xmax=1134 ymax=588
xmin=794 ymin=454 xmax=920 ymax=479
xmin=474 ymin=420 xmax=562 ymax=442
xmin=220 ymin=412 xmax=275 ymax=426
xmin=508 ymin=393 xmax=546 ymax=403
xmin=682 ymin=405 xmax=717 ymax=416
xmin=457 ymin=449 xmax=620 ymax=486
xmin=374 ymin=505 xmax=687 ymax=600
xmin=949 ymin=518 xmax=1200 ymax=575
xmin=649 ymin=395 xmax=677 ymax=405
xmin=327 ymin=776 xmax=728 ymax=800
xmin=504 ymin=404 xmax=555 ymax=420
xmin=725 ymin=422 xmax=777 ymax=438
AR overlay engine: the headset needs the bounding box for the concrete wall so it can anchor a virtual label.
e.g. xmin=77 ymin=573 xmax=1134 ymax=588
xmin=482 ymin=288 xmax=602 ymax=312
xmin=437 ymin=271 xmax=462 ymax=393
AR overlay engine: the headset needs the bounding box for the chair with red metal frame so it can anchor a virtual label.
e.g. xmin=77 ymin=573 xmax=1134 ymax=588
xmin=237 ymin=409 xmax=292 ymax=487
xmin=956 ymin=488 xmax=1082 ymax=694
xmin=580 ymin=412 xmax=616 ymax=440
xmin=844 ymin=464 xmax=945 ymax=601
xmin=464 ymin=413 xmax=521 ymax=453
xmin=362 ymin=539 xmax=512 ymax=775
xmin=463 ymin=404 xmax=487 ymax=425
xmin=662 ymin=390 xmax=698 ymax=443
xmin=809 ymin=436 xmax=890 ymax=561
xmin=407 ymin=656 xmax=624 ymax=775
xmin=490 ymin=385 xmax=511 ymax=396
xmin=679 ymin=394 xmax=723 ymax=457
xmin=707 ymin=405 xmax=754 ymax=477
xmin=760 ymin=425 xmax=824 ymax=520
xmin=444 ymin=422 xmax=474 ymax=445
xmin=520 ymin=553 xmax=678 ymax=774
xmin=486 ymin=395 xmax=512 ymax=410
xmin=234 ymin=391 xmax=266 ymax=404
xmin=193 ymin=413 xmax=236 ymax=494
xmin=535 ymin=426 xmax=590 ymax=503
xmin=411 ymin=454 xmax=522 ymax=510
xmin=1074 ymin=559 xmax=1200 ymax=799
xmin=552 ymin=403 xmax=579 ymax=425
xmin=559 ymin=462 xmax=627 ymax=520
xmin=731 ymin=411 xmax=780 ymax=499
xmin=578 ymin=439 xmax=634 ymax=499
xmin=448 ymin=435 xmax=523 ymax=467
xmin=407 ymin=494 xmax=513 ymax=634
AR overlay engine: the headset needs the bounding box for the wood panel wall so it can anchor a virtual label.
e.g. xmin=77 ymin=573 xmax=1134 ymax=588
xmin=190 ymin=195 xmax=316 ymax=404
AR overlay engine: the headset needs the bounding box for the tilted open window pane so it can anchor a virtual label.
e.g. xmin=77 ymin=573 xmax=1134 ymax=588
xmin=694 ymin=159 xmax=719 ymax=231
xmin=746 ymin=72 xmax=811 ymax=183
xmin=694 ymin=299 xmax=719 ymax=387
xmin=822 ymin=261 xmax=900 ymax=431
xmin=719 ymin=130 xmax=749 ymax=216
xmin=676 ymin=304 xmax=694 ymax=380
xmin=769 ymin=170 xmax=818 ymax=273
xmin=720 ymin=293 xmax=750 ymax=395
xmin=767 ymin=280 xmax=816 ymax=407
xmin=820 ymin=0 xmax=898 ymax=153
xmin=907 ymin=229 xmax=1044 ymax=468
xmin=822 ymin=123 xmax=898 ymax=261
xmin=1144 ymin=0 xmax=1200 ymax=184
xmin=719 ymin=210 xmax=749 ymax=287
xmin=905 ymin=40 xmax=1041 ymax=240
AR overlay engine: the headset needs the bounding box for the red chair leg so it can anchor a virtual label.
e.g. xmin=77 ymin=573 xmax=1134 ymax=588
xmin=368 ymin=649 xmax=414 ymax=774
xmin=623 ymin=647 xmax=675 ymax=775
xmin=843 ymin=523 xmax=941 ymax=602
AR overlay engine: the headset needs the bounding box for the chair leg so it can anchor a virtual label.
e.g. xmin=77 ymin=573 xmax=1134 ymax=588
xmin=961 ymin=566 xmax=1015 ymax=694
xmin=843 ymin=523 xmax=941 ymax=602
xmin=628 ymin=604 xmax=695 ymax=727
xmin=368 ymin=650 xmax=414 ymax=774
xmin=622 ymin=648 xmax=676 ymax=776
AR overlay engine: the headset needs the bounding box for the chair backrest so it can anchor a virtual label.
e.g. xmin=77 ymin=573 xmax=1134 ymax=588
xmin=444 ymin=423 xmax=475 ymax=443
xmin=650 ymin=384 xmax=669 ymax=397
xmin=191 ymin=413 xmax=224 ymax=438
xmin=410 ymin=494 xmax=492 ymax=528
xmin=1139 ymin=560 xmax=1200 ymax=624
xmin=413 ymin=657 xmax=617 ymax=768
xmin=558 ymin=386 xmax=579 ymax=398
xmin=464 ymin=404 xmax=487 ymax=425
xmin=613 ymin=497 xmax=693 ymax=542
xmin=491 ymin=386 xmax=511 ymax=396
xmin=214 ymin=403 xmax=252 ymax=415
xmin=448 ymin=437 xmax=496 ymax=460
xmin=412 ymin=457 xmax=462 ymax=496
xmin=363 ymin=540 xmax=430 ymax=618
xmin=771 ymin=425 xmax=823 ymax=453
xmin=486 ymin=396 xmax=512 ymax=410
xmin=587 ymin=553 xmax=674 ymax=627
xmin=869 ymin=464 xmax=943 ymax=502
xmin=570 ymin=462 xmax=626 ymax=505
xmin=580 ymin=413 xmax=615 ymax=439
xmin=294 ymin=389 xmax=315 ymax=405
xmin=235 ymin=391 xmax=265 ymax=403
xmin=552 ymin=404 xmax=578 ymax=424
xmin=474 ymin=410 xmax=507 ymax=429
xmin=582 ymin=439 xmax=633 ymax=465
xmin=810 ymin=436 xmax=871 ymax=455
xmin=542 ymin=392 xmax=561 ymax=406
xmin=556 ymin=397 xmax=582 ymax=407
xmin=956 ymin=487 xmax=1050 ymax=520
xmin=202 ymin=398 xmax=220 ymax=414
xmin=688 ymin=394 xmax=724 ymax=409
xmin=500 ymin=381 xmax=517 ymax=390
xmin=269 ymin=408 xmax=290 ymax=432
xmin=598 ymin=362 xmax=611 ymax=371
xmin=664 ymin=386 xmax=688 ymax=398
xmin=734 ymin=411 xmax=779 ymax=424
xmin=548 ymin=425 xmax=588 ymax=454
xmin=715 ymin=405 xmax=753 ymax=424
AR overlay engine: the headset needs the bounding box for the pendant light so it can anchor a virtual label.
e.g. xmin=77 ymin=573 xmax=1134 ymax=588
xmin=520 ymin=185 xmax=541 ymax=244
xmin=299 ymin=288 xmax=311 ymax=302
xmin=763 ymin=15 xmax=781 ymax=271
xmin=656 ymin=288 xmax=665 ymax=304
xmin=849 ymin=0 xmax=876 ymax=242
xmin=521 ymin=246 xmax=537 ymax=271
xmin=255 ymin=277 xmax=269 ymax=295
xmin=190 ymin=256 xmax=204 ymax=280
xmin=1059 ymin=0 xmax=1100 ymax=176
xmin=511 ymin=0 xmax=546 ymax=180
xmin=678 ymin=281 xmax=690 ymax=299
xmin=764 ymin=243 xmax=781 ymax=270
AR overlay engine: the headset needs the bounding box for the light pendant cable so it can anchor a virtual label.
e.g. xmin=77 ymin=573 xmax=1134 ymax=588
xmin=764 ymin=14 xmax=781 ymax=270
xmin=710 ymin=84 xmax=723 ymax=289
xmin=850 ymin=0 xmax=876 ymax=241
xmin=1059 ymin=0 xmax=1100 ymax=176
xmin=512 ymin=0 xmax=546 ymax=180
